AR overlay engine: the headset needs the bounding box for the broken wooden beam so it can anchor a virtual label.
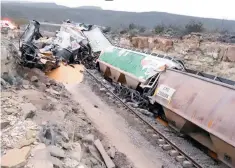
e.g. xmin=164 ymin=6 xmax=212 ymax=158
xmin=94 ymin=139 xmax=115 ymax=168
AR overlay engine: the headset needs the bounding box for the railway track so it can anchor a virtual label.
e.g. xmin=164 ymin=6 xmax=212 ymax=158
xmin=85 ymin=68 xmax=203 ymax=168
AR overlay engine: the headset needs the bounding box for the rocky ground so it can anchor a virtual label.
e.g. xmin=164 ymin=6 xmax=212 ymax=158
xmin=1 ymin=38 xmax=133 ymax=168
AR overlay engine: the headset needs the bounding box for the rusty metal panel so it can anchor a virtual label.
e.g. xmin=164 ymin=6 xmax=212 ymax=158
xmin=210 ymin=134 xmax=235 ymax=167
xmin=98 ymin=61 xmax=140 ymax=89
xmin=152 ymin=69 xmax=235 ymax=148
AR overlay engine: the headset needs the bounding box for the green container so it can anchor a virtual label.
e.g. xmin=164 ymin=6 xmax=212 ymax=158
xmin=98 ymin=46 xmax=167 ymax=81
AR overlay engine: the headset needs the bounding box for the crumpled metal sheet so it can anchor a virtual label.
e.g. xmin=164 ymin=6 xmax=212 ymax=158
xmin=84 ymin=27 xmax=112 ymax=53
xmin=53 ymin=23 xmax=87 ymax=51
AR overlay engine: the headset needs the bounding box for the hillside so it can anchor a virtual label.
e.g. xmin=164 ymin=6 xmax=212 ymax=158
xmin=77 ymin=6 xmax=102 ymax=10
xmin=1 ymin=2 xmax=235 ymax=32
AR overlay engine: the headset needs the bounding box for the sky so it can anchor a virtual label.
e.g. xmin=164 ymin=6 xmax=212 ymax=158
xmin=4 ymin=0 xmax=235 ymax=20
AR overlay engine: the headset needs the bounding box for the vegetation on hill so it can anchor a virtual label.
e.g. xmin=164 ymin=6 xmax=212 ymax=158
xmin=2 ymin=2 xmax=235 ymax=33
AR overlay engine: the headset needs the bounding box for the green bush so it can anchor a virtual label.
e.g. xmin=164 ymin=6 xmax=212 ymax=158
xmin=129 ymin=23 xmax=136 ymax=30
xmin=139 ymin=26 xmax=146 ymax=32
xmin=120 ymin=29 xmax=128 ymax=34
xmin=103 ymin=26 xmax=111 ymax=33
xmin=185 ymin=21 xmax=204 ymax=34
xmin=154 ymin=25 xmax=165 ymax=34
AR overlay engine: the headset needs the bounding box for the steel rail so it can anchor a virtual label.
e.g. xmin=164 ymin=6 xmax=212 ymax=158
xmin=85 ymin=69 xmax=203 ymax=168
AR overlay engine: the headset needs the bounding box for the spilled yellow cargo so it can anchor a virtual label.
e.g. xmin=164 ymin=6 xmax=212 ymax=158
xmin=46 ymin=63 xmax=84 ymax=84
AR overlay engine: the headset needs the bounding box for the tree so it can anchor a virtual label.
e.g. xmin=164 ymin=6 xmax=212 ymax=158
xmin=120 ymin=29 xmax=128 ymax=34
xmin=129 ymin=23 xmax=136 ymax=30
xmin=139 ymin=26 xmax=146 ymax=33
xmin=102 ymin=26 xmax=111 ymax=33
xmin=185 ymin=21 xmax=204 ymax=34
xmin=129 ymin=29 xmax=138 ymax=37
xmin=220 ymin=29 xmax=229 ymax=34
xmin=154 ymin=25 xmax=165 ymax=34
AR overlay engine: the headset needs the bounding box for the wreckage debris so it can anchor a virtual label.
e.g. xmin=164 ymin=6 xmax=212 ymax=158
xmin=17 ymin=20 xmax=106 ymax=84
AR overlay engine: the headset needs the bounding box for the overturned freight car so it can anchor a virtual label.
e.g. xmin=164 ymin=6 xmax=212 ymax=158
xmin=97 ymin=46 xmax=184 ymax=90
xmin=149 ymin=69 xmax=235 ymax=168
xmin=96 ymin=44 xmax=235 ymax=168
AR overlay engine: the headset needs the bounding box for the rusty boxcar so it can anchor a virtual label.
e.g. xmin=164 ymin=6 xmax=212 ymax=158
xmin=150 ymin=69 xmax=235 ymax=168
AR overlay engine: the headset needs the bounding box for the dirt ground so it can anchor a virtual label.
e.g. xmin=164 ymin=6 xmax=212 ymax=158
xmin=66 ymin=83 xmax=165 ymax=168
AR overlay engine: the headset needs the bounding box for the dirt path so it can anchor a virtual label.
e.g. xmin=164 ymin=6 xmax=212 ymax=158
xmin=66 ymin=83 xmax=164 ymax=168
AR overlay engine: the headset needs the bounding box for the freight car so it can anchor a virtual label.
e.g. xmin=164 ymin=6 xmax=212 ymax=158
xmin=96 ymin=46 xmax=235 ymax=168
xmin=97 ymin=46 xmax=185 ymax=89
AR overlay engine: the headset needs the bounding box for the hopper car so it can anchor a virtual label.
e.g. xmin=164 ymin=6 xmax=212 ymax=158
xmin=96 ymin=46 xmax=235 ymax=168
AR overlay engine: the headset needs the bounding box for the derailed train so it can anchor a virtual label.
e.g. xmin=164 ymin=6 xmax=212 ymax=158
xmin=96 ymin=45 xmax=235 ymax=168
xmin=18 ymin=20 xmax=235 ymax=167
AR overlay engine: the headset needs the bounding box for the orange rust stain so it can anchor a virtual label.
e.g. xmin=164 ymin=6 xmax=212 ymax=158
xmin=153 ymin=88 xmax=158 ymax=96
xmin=156 ymin=117 xmax=168 ymax=126
xmin=208 ymin=150 xmax=218 ymax=160
xmin=46 ymin=63 xmax=84 ymax=84
xmin=208 ymin=120 xmax=213 ymax=128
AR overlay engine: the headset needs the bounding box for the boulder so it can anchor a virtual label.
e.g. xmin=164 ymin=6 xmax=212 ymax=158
xmin=47 ymin=145 xmax=65 ymax=158
xmin=1 ymin=121 xmax=10 ymax=130
xmin=153 ymin=37 xmax=173 ymax=52
xmin=69 ymin=143 xmax=82 ymax=162
xmin=225 ymin=46 xmax=235 ymax=62
xmin=30 ymin=76 xmax=38 ymax=82
xmin=28 ymin=159 xmax=53 ymax=168
xmin=82 ymin=134 xmax=95 ymax=144
xmin=1 ymin=146 xmax=31 ymax=168
xmin=130 ymin=36 xmax=173 ymax=52
xmin=20 ymin=103 xmax=36 ymax=119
